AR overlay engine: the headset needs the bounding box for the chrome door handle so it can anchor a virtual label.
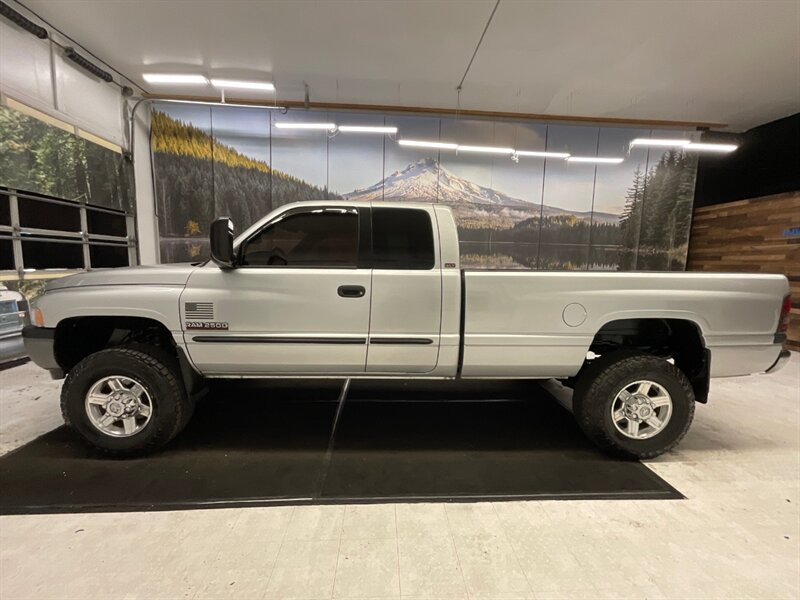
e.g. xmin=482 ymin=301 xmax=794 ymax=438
xmin=338 ymin=285 xmax=366 ymax=298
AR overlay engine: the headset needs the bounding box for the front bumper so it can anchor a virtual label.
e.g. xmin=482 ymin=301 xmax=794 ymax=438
xmin=765 ymin=349 xmax=791 ymax=374
xmin=21 ymin=326 xmax=63 ymax=379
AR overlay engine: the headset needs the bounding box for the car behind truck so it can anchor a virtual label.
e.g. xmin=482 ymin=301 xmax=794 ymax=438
xmin=23 ymin=201 xmax=792 ymax=458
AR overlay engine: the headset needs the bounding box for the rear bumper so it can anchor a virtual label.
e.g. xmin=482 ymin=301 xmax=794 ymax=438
xmin=765 ymin=349 xmax=791 ymax=374
xmin=21 ymin=326 xmax=63 ymax=379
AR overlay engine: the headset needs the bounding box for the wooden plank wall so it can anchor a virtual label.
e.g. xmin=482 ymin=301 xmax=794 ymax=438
xmin=687 ymin=190 xmax=800 ymax=351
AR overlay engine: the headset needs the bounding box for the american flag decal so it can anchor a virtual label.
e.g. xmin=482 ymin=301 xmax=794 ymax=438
xmin=185 ymin=302 xmax=214 ymax=320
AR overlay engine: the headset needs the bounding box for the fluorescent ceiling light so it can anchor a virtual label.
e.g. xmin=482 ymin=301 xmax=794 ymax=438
xmin=143 ymin=73 xmax=208 ymax=84
xmin=157 ymin=99 xmax=286 ymax=110
xmin=630 ymin=138 xmax=691 ymax=147
xmin=457 ymin=145 xmax=514 ymax=155
xmin=514 ymin=150 xmax=570 ymax=159
xmin=567 ymin=156 xmax=624 ymax=164
xmin=398 ymin=140 xmax=458 ymax=149
xmin=685 ymin=142 xmax=738 ymax=153
xmin=274 ymin=122 xmax=336 ymax=130
xmin=338 ymin=125 xmax=398 ymax=134
xmin=210 ymin=79 xmax=275 ymax=91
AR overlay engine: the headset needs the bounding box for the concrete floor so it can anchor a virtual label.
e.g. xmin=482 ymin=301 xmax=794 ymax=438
xmin=1 ymin=355 xmax=798 ymax=600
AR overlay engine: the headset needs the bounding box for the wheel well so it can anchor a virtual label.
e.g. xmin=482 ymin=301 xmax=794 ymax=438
xmin=54 ymin=316 xmax=177 ymax=374
xmin=586 ymin=318 xmax=710 ymax=403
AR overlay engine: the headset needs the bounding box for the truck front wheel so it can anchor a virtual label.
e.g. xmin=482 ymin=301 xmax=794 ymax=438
xmin=60 ymin=346 xmax=190 ymax=456
xmin=573 ymin=352 xmax=695 ymax=459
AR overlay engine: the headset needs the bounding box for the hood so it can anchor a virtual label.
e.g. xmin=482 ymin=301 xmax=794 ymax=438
xmin=46 ymin=263 xmax=199 ymax=291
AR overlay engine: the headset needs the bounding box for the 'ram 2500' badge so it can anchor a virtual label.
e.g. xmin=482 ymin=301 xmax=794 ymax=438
xmin=185 ymin=321 xmax=229 ymax=330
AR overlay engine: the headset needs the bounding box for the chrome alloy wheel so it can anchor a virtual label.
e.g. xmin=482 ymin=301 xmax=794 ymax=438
xmin=85 ymin=375 xmax=153 ymax=437
xmin=611 ymin=380 xmax=672 ymax=440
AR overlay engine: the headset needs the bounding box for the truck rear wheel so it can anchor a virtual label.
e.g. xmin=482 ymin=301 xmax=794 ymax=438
xmin=60 ymin=346 xmax=190 ymax=456
xmin=573 ymin=352 xmax=695 ymax=459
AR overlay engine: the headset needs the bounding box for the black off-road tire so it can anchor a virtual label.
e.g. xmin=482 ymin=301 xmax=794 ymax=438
xmin=60 ymin=346 xmax=190 ymax=456
xmin=123 ymin=343 xmax=197 ymax=435
xmin=573 ymin=352 xmax=695 ymax=459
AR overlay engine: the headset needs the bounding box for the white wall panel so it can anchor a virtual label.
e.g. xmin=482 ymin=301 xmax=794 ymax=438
xmin=0 ymin=20 xmax=54 ymax=110
xmin=133 ymin=104 xmax=159 ymax=264
xmin=0 ymin=20 xmax=124 ymax=147
xmin=54 ymin=51 xmax=123 ymax=145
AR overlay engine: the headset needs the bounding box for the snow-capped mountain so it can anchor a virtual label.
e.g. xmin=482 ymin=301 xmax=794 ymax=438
xmin=344 ymin=158 xmax=619 ymax=223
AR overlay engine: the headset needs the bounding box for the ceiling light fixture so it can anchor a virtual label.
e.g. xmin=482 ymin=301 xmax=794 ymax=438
xmin=630 ymin=138 xmax=691 ymax=147
xmin=143 ymin=73 xmax=208 ymax=84
xmin=567 ymin=156 xmax=624 ymax=164
xmin=275 ymin=122 xmax=336 ymax=130
xmin=156 ymin=99 xmax=286 ymax=110
xmin=514 ymin=150 xmax=571 ymax=159
xmin=456 ymin=145 xmax=514 ymax=155
xmin=398 ymin=140 xmax=458 ymax=149
xmin=684 ymin=142 xmax=738 ymax=153
xmin=338 ymin=125 xmax=398 ymax=134
xmin=210 ymin=79 xmax=275 ymax=91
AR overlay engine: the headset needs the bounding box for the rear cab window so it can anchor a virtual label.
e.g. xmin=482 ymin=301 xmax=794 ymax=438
xmin=371 ymin=208 xmax=435 ymax=270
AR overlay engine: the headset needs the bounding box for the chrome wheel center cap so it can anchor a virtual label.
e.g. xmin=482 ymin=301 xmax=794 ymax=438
xmin=106 ymin=401 xmax=124 ymax=417
xmin=623 ymin=395 xmax=654 ymax=421
xmin=612 ymin=380 xmax=673 ymax=440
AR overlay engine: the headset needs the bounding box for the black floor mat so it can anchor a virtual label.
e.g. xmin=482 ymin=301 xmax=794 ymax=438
xmin=0 ymin=379 xmax=680 ymax=514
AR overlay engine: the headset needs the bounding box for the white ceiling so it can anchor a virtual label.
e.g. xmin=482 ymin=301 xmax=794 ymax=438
xmin=19 ymin=0 xmax=800 ymax=131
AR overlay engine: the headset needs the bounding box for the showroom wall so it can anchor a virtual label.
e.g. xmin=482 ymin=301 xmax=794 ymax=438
xmin=694 ymin=113 xmax=799 ymax=207
xmin=151 ymin=103 xmax=699 ymax=270
xmin=688 ymin=113 xmax=800 ymax=351
xmin=0 ymin=102 xmax=134 ymax=213
xmin=0 ymin=15 xmax=134 ymax=217
xmin=0 ymin=15 xmax=136 ymax=303
xmin=687 ymin=191 xmax=799 ymax=351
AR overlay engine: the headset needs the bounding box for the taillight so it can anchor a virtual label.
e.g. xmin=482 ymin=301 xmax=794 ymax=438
xmin=778 ymin=294 xmax=791 ymax=333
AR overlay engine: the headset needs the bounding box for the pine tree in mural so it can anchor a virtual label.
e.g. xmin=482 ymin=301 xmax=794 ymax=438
xmin=150 ymin=110 xmax=338 ymax=262
xmin=618 ymin=152 xmax=698 ymax=271
xmin=619 ymin=166 xmax=646 ymax=269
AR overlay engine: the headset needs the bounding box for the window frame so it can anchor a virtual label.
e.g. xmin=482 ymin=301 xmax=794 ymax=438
xmin=236 ymin=205 xmax=364 ymax=270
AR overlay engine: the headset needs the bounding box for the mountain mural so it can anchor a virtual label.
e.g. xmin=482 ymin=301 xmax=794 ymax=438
xmin=149 ymin=105 xmax=697 ymax=271
xmin=345 ymin=158 xmax=619 ymax=224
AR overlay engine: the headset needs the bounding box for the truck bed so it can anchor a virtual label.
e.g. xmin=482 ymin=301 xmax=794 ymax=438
xmin=460 ymin=270 xmax=789 ymax=378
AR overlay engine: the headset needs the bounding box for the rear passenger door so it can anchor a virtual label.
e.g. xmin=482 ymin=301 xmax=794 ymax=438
xmin=366 ymin=207 xmax=442 ymax=373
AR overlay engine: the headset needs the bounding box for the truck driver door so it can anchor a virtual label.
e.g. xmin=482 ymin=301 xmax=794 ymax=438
xmin=182 ymin=206 xmax=371 ymax=375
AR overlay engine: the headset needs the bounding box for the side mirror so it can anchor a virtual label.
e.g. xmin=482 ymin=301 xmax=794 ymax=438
xmin=209 ymin=217 xmax=235 ymax=269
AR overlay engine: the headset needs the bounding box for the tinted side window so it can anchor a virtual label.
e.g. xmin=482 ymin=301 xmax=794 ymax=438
xmin=240 ymin=209 xmax=358 ymax=267
xmin=372 ymin=208 xmax=435 ymax=270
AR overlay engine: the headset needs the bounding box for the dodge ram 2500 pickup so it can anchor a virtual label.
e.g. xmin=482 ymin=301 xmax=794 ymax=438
xmin=22 ymin=201 xmax=792 ymax=458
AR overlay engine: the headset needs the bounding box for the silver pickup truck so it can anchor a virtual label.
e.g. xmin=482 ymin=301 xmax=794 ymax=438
xmin=22 ymin=201 xmax=791 ymax=458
